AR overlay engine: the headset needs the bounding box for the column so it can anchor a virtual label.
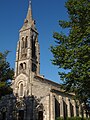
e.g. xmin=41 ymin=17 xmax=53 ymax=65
xmin=72 ymin=100 xmax=77 ymax=117
xmin=59 ymin=96 xmax=61 ymax=117
xmin=66 ymin=97 xmax=71 ymax=117
xmin=84 ymin=110 xmax=86 ymax=118
xmin=46 ymin=95 xmax=50 ymax=120
xmin=50 ymin=93 xmax=55 ymax=120
xmin=14 ymin=62 xmax=17 ymax=77
xmin=59 ymin=96 xmax=64 ymax=118
xmin=79 ymin=104 xmax=82 ymax=117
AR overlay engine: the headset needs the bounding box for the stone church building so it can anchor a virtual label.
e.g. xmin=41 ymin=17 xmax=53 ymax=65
xmin=0 ymin=2 xmax=86 ymax=120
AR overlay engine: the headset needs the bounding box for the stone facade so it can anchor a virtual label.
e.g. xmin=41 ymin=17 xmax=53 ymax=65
xmin=0 ymin=2 xmax=87 ymax=120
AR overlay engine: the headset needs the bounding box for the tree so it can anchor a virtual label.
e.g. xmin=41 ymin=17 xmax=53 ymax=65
xmin=0 ymin=51 xmax=14 ymax=98
xmin=51 ymin=0 xmax=90 ymax=108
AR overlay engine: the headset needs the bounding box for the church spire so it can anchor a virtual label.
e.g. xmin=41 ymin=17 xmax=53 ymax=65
xmin=26 ymin=0 xmax=33 ymax=23
xmin=20 ymin=0 xmax=36 ymax=31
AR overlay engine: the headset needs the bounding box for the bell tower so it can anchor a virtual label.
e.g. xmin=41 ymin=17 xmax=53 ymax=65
xmin=12 ymin=1 xmax=40 ymax=97
xmin=15 ymin=1 xmax=40 ymax=77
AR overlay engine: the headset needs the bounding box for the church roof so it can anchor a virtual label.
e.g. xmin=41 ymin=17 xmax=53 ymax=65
xmin=34 ymin=75 xmax=61 ymax=88
xmin=35 ymin=75 xmax=75 ymax=96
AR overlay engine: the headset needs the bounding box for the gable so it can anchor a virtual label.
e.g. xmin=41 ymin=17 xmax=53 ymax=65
xmin=14 ymin=73 xmax=28 ymax=87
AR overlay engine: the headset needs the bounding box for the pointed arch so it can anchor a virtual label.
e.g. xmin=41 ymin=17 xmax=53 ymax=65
xmin=63 ymin=101 xmax=68 ymax=119
xmin=20 ymin=63 xmax=23 ymax=70
xmin=25 ymin=36 xmax=28 ymax=48
xmin=31 ymin=34 xmax=36 ymax=59
xmin=38 ymin=111 xmax=43 ymax=120
xmin=22 ymin=37 xmax=24 ymax=48
xmin=70 ymin=102 xmax=74 ymax=117
xmin=20 ymin=83 xmax=23 ymax=96
xmin=55 ymin=98 xmax=60 ymax=119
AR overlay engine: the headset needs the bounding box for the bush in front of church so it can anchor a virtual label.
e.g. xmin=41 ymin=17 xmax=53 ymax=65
xmin=56 ymin=117 xmax=90 ymax=120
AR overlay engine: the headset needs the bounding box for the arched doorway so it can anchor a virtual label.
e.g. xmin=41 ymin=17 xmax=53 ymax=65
xmin=18 ymin=110 xmax=24 ymax=120
xmin=1 ymin=107 xmax=6 ymax=120
xmin=38 ymin=111 xmax=43 ymax=120
xmin=2 ymin=112 xmax=6 ymax=120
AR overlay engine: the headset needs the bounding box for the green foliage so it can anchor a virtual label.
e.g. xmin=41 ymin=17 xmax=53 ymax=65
xmin=56 ymin=117 xmax=90 ymax=120
xmin=56 ymin=117 xmax=64 ymax=120
xmin=0 ymin=51 xmax=14 ymax=98
xmin=51 ymin=0 xmax=90 ymax=107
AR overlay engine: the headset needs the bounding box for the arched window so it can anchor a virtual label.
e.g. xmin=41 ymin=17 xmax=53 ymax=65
xmin=22 ymin=37 xmax=24 ymax=48
xmin=55 ymin=98 xmax=60 ymax=119
xmin=32 ymin=63 xmax=37 ymax=72
xmin=38 ymin=111 xmax=43 ymax=120
xmin=31 ymin=35 xmax=36 ymax=59
xmin=20 ymin=83 xmax=23 ymax=96
xmin=20 ymin=63 xmax=23 ymax=70
xmin=19 ymin=110 xmax=24 ymax=120
xmin=25 ymin=36 xmax=28 ymax=48
xmin=2 ymin=108 xmax=6 ymax=120
xmin=70 ymin=102 xmax=74 ymax=117
xmin=63 ymin=101 xmax=68 ymax=119
xmin=2 ymin=112 xmax=6 ymax=120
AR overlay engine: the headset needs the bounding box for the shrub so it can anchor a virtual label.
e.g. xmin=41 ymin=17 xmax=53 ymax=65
xmin=56 ymin=117 xmax=64 ymax=120
xmin=56 ymin=117 xmax=90 ymax=120
xmin=67 ymin=117 xmax=82 ymax=120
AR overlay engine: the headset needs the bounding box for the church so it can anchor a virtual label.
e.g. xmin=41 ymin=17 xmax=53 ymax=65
xmin=0 ymin=1 xmax=86 ymax=120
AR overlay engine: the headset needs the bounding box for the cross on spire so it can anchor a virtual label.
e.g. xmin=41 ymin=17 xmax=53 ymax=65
xmin=29 ymin=0 xmax=31 ymax=4
xmin=29 ymin=0 xmax=32 ymax=9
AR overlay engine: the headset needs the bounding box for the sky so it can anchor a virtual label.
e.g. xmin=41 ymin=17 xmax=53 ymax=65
xmin=0 ymin=0 xmax=68 ymax=83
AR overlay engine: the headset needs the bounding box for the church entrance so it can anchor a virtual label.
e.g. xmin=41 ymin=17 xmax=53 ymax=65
xmin=2 ymin=112 xmax=6 ymax=120
xmin=18 ymin=110 xmax=24 ymax=120
xmin=38 ymin=111 xmax=43 ymax=120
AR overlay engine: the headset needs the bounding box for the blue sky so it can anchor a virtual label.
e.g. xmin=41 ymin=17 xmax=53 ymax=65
xmin=0 ymin=0 xmax=68 ymax=83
